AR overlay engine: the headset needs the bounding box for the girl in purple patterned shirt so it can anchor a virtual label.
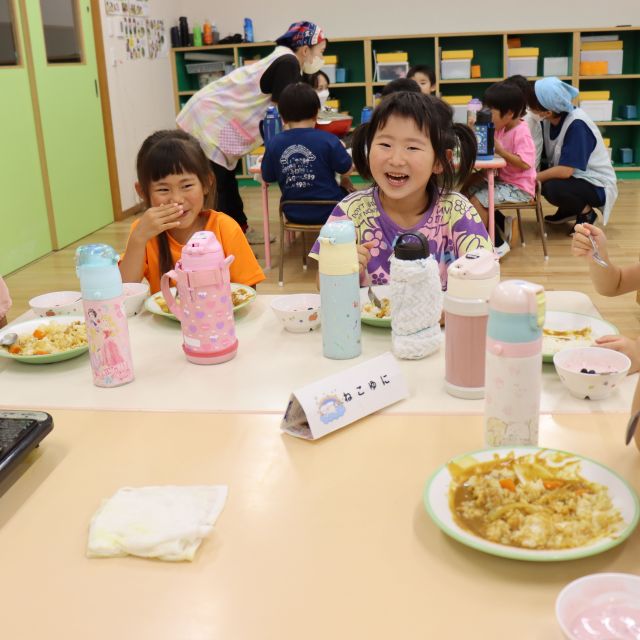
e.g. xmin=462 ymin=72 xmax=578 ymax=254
xmin=310 ymin=92 xmax=493 ymax=290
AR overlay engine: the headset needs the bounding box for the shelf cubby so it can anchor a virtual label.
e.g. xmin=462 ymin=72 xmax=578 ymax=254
xmin=169 ymin=26 xmax=640 ymax=179
xmin=324 ymin=39 xmax=366 ymax=84
xmin=438 ymin=34 xmax=504 ymax=80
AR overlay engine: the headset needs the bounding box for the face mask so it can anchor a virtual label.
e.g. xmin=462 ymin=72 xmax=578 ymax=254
xmin=303 ymin=55 xmax=324 ymax=75
xmin=528 ymin=111 xmax=543 ymax=122
xmin=317 ymin=89 xmax=329 ymax=107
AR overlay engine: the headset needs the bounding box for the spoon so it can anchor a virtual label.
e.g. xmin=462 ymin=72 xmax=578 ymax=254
xmin=368 ymin=285 xmax=383 ymax=310
xmin=625 ymin=410 xmax=640 ymax=446
xmin=588 ymin=235 xmax=608 ymax=268
xmin=0 ymin=333 xmax=18 ymax=347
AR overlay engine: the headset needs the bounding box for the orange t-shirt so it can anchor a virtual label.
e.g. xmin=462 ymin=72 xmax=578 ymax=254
xmin=125 ymin=210 xmax=265 ymax=294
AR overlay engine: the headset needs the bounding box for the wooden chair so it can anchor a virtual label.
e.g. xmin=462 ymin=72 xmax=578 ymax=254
xmin=497 ymin=180 xmax=549 ymax=260
xmin=278 ymin=200 xmax=339 ymax=286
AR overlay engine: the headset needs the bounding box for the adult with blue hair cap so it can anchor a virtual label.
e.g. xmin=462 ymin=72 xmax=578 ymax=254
xmin=528 ymin=76 xmax=617 ymax=231
xmin=178 ymin=21 xmax=327 ymax=243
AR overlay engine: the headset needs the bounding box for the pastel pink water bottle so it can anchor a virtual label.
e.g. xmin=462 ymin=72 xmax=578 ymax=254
xmin=484 ymin=280 xmax=546 ymax=447
xmin=160 ymin=231 xmax=237 ymax=365
xmin=444 ymin=249 xmax=500 ymax=399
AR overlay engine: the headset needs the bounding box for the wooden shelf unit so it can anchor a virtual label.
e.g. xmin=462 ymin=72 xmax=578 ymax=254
xmin=170 ymin=25 xmax=640 ymax=179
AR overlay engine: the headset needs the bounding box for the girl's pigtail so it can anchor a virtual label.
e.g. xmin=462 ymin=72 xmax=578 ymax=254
xmin=351 ymin=123 xmax=372 ymax=180
xmin=157 ymin=232 xmax=174 ymax=277
xmin=451 ymin=123 xmax=477 ymax=190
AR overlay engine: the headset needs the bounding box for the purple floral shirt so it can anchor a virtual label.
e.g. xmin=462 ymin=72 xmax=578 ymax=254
xmin=309 ymin=186 xmax=493 ymax=290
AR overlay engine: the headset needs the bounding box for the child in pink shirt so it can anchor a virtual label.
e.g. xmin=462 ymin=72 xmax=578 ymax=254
xmin=467 ymin=81 xmax=536 ymax=257
xmin=0 ymin=276 xmax=11 ymax=328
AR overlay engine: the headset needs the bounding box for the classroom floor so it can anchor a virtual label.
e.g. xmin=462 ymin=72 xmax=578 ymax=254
xmin=5 ymin=182 xmax=640 ymax=337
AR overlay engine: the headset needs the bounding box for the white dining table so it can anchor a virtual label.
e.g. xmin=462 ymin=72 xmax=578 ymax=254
xmin=1 ymin=291 xmax=637 ymax=416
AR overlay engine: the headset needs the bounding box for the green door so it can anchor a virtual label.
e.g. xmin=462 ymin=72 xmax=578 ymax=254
xmin=24 ymin=0 xmax=112 ymax=248
xmin=0 ymin=0 xmax=52 ymax=274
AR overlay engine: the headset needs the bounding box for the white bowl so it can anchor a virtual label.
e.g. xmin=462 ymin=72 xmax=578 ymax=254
xmin=29 ymin=291 xmax=82 ymax=317
xmin=556 ymin=573 xmax=640 ymax=639
xmin=123 ymin=282 xmax=150 ymax=317
xmin=553 ymin=346 xmax=630 ymax=400
xmin=270 ymin=294 xmax=321 ymax=333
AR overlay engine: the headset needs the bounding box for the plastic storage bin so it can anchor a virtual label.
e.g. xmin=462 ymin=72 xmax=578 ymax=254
xmin=441 ymin=59 xmax=471 ymax=80
xmin=580 ymin=49 xmax=623 ymax=74
xmin=620 ymin=148 xmax=634 ymax=164
xmin=580 ymin=99 xmax=613 ymax=121
xmin=543 ymin=57 xmax=569 ymax=76
xmin=335 ymin=68 xmax=347 ymax=83
xmin=619 ymin=105 xmax=638 ymax=119
xmin=376 ymin=61 xmax=409 ymax=81
xmin=321 ymin=64 xmax=336 ymax=83
xmin=507 ymin=56 xmax=538 ymax=76
xmin=451 ymin=104 xmax=468 ymax=124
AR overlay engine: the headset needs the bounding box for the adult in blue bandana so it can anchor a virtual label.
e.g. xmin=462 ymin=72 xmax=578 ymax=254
xmin=528 ymin=77 xmax=617 ymax=231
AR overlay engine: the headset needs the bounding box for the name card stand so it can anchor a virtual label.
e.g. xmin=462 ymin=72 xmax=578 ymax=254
xmin=281 ymin=352 xmax=409 ymax=440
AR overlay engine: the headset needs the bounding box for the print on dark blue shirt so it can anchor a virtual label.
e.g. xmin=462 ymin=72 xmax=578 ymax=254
xmin=261 ymin=128 xmax=352 ymax=224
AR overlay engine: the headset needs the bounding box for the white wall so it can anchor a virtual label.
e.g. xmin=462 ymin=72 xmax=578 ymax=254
xmin=99 ymin=0 xmax=184 ymax=211
xmin=100 ymin=1 xmax=640 ymax=211
xmin=193 ymin=2 xmax=640 ymax=40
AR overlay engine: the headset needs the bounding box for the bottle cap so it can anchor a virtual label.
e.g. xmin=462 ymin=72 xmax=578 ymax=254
xmin=318 ymin=220 xmax=358 ymax=275
xmin=180 ymin=231 xmax=226 ymax=272
xmin=393 ymin=232 xmax=429 ymax=260
xmin=487 ymin=280 xmax=546 ymax=341
xmin=476 ymin=108 xmax=492 ymax=124
xmin=446 ymin=248 xmax=500 ymax=300
xmin=75 ymin=244 xmax=123 ymax=301
xmin=489 ymin=280 xmax=543 ymax=314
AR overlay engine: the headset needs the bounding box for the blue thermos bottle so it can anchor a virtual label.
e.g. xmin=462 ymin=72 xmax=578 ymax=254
xmin=318 ymin=220 xmax=361 ymax=360
xmin=262 ymin=105 xmax=282 ymax=145
xmin=475 ymin=108 xmax=495 ymax=161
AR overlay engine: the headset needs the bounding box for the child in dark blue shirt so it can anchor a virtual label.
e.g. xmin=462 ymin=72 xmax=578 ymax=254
xmin=261 ymin=82 xmax=354 ymax=224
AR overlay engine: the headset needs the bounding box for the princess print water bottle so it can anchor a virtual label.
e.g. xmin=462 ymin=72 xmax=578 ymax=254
xmin=318 ymin=220 xmax=361 ymax=360
xmin=475 ymin=108 xmax=495 ymax=161
xmin=76 ymin=244 xmax=134 ymax=388
xmin=484 ymin=280 xmax=545 ymax=447
xmin=389 ymin=232 xmax=442 ymax=360
xmin=161 ymin=231 xmax=237 ymax=365
xmin=262 ymin=105 xmax=283 ymax=145
xmin=444 ymin=249 xmax=500 ymax=399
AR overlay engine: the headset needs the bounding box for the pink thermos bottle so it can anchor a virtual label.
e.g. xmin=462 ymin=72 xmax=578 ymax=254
xmin=444 ymin=249 xmax=500 ymax=399
xmin=160 ymin=231 xmax=238 ymax=365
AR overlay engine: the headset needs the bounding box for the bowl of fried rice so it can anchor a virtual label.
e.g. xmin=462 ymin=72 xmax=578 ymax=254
xmin=0 ymin=316 xmax=88 ymax=364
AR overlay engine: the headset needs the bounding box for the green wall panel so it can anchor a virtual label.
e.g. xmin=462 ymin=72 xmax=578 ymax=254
xmin=0 ymin=3 xmax=51 ymax=275
xmin=25 ymin=0 xmax=112 ymax=249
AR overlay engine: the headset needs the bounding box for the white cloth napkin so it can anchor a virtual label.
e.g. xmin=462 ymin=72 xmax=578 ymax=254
xmin=87 ymin=485 xmax=228 ymax=561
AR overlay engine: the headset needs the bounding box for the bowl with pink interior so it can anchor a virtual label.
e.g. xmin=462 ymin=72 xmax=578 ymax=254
xmin=556 ymin=573 xmax=640 ymax=639
xmin=123 ymin=282 xmax=150 ymax=317
xmin=270 ymin=294 xmax=321 ymax=333
xmin=29 ymin=291 xmax=82 ymax=317
xmin=553 ymin=346 xmax=630 ymax=400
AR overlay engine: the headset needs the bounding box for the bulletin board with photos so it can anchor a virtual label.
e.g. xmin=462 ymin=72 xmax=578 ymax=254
xmin=103 ymin=0 xmax=166 ymax=61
